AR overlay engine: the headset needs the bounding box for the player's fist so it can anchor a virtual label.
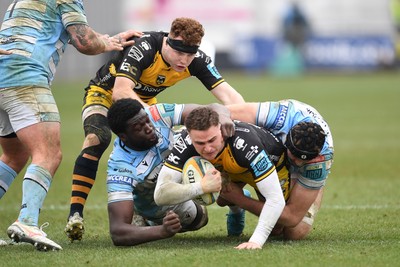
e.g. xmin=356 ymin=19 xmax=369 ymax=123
xmin=201 ymin=169 xmax=222 ymax=194
xmin=161 ymin=210 xmax=182 ymax=237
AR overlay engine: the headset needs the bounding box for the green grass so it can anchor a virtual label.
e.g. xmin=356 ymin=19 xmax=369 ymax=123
xmin=1 ymin=71 xmax=400 ymax=267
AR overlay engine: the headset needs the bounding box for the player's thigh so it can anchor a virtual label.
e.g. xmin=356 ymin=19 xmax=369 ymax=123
xmin=284 ymin=188 xmax=324 ymax=240
xmin=82 ymin=86 xmax=112 ymax=120
xmin=1 ymin=86 xmax=60 ymax=133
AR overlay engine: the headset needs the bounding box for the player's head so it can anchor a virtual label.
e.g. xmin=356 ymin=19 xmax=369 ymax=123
xmin=285 ymin=121 xmax=326 ymax=162
xmin=107 ymin=98 xmax=158 ymax=150
xmin=185 ymin=107 xmax=224 ymax=160
xmin=169 ymin=17 xmax=204 ymax=48
xmin=165 ymin=17 xmax=204 ymax=72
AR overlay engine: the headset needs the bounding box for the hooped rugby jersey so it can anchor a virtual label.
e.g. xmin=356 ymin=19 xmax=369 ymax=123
xmin=256 ymin=99 xmax=334 ymax=189
xmin=86 ymin=31 xmax=224 ymax=103
xmin=164 ymin=121 xmax=291 ymax=200
xmin=107 ymin=103 xmax=184 ymax=219
xmin=0 ymin=0 xmax=88 ymax=88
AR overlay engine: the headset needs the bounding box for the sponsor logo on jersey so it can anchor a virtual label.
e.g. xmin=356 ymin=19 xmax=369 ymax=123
xmin=251 ymin=151 xmax=272 ymax=176
xmin=305 ymin=169 xmax=323 ymax=179
xmin=114 ymin=168 xmax=132 ymax=174
xmin=272 ymin=105 xmax=288 ymax=130
xmin=167 ymin=153 xmax=180 ymax=165
xmin=149 ymin=105 xmax=161 ymax=121
xmin=139 ymin=41 xmax=151 ymax=51
xmin=235 ymin=127 xmax=250 ymax=133
xmin=174 ymin=136 xmax=187 ymax=153
xmin=136 ymin=149 xmax=157 ymax=175
xmin=128 ymin=46 xmax=144 ymax=61
xmin=120 ymin=60 xmax=137 ymax=75
xmin=245 ymin=145 xmax=259 ymax=160
xmin=162 ymin=103 xmax=175 ymax=113
xmin=134 ymin=83 xmax=165 ymax=94
xmin=185 ymin=134 xmax=192 ymax=145
xmin=107 ymin=175 xmax=134 ymax=185
xmin=207 ymin=64 xmax=222 ymax=79
xmin=234 ymin=137 xmax=247 ymax=151
xmin=156 ymin=75 xmax=166 ymax=85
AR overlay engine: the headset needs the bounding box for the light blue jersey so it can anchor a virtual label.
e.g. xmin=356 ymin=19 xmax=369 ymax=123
xmin=0 ymin=0 xmax=88 ymax=88
xmin=107 ymin=103 xmax=185 ymax=221
xmin=256 ymin=99 xmax=334 ymax=189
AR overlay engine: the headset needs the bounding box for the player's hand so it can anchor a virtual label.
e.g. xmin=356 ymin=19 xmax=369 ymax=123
xmin=234 ymin=241 xmax=262 ymax=250
xmin=201 ymin=169 xmax=222 ymax=194
xmin=161 ymin=210 xmax=182 ymax=237
xmin=218 ymin=182 xmax=248 ymax=206
xmin=219 ymin=115 xmax=235 ymax=139
xmin=0 ymin=49 xmax=12 ymax=55
xmin=113 ymin=29 xmax=143 ymax=48
xmin=220 ymin=182 xmax=243 ymax=200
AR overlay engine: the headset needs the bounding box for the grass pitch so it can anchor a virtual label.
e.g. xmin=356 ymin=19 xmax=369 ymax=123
xmin=0 ymin=71 xmax=399 ymax=267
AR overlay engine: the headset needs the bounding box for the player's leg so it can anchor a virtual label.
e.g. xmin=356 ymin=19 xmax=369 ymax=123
xmin=282 ymin=188 xmax=324 ymax=240
xmin=0 ymin=133 xmax=30 ymax=199
xmin=4 ymin=86 xmax=62 ymax=251
xmin=66 ymin=87 xmax=112 ymax=241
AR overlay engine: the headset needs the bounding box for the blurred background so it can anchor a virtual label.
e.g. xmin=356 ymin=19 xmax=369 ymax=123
xmin=1 ymin=0 xmax=399 ymax=80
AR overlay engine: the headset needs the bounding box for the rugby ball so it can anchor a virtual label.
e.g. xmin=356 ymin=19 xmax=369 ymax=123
xmin=182 ymin=156 xmax=219 ymax=206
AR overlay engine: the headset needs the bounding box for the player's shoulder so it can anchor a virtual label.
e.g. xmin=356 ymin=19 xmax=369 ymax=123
xmin=134 ymin=31 xmax=165 ymax=50
xmin=191 ymin=49 xmax=213 ymax=65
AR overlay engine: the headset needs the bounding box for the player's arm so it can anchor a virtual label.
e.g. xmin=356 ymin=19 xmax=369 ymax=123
xmin=227 ymin=102 xmax=259 ymax=124
xmin=0 ymin=49 xmax=12 ymax=55
xmin=279 ymin=182 xmax=321 ymax=227
xmin=67 ymin=24 xmax=141 ymax=55
xmin=111 ymin=76 xmax=149 ymax=107
xmin=235 ymin=170 xmax=285 ymax=250
xmin=219 ymin=179 xmax=320 ymax=228
xmin=210 ymin=82 xmax=245 ymax=105
xmin=108 ymin=200 xmax=181 ymax=246
xmin=154 ymin=165 xmax=221 ymax=206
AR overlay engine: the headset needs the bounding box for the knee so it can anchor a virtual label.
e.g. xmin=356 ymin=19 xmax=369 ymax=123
xmin=83 ymin=115 xmax=112 ymax=158
xmin=283 ymin=222 xmax=312 ymax=240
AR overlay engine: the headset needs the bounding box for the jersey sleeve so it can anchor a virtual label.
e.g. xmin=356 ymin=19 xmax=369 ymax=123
xmin=231 ymin=126 xmax=277 ymax=183
xmin=148 ymin=103 xmax=185 ymax=127
xmin=58 ymin=0 xmax=88 ymax=27
xmin=115 ymin=33 xmax=158 ymax=84
xmin=163 ymin=131 xmax=199 ymax=171
xmin=188 ymin=50 xmax=225 ymax=90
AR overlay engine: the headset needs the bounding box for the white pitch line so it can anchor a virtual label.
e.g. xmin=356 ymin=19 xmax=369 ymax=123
xmin=0 ymin=204 xmax=398 ymax=211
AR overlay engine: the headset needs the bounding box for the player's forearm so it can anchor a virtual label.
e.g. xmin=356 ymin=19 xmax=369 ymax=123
xmin=154 ymin=180 xmax=203 ymax=205
xmin=67 ymin=24 xmax=106 ymax=55
xmin=110 ymin=224 xmax=174 ymax=246
xmin=248 ymin=193 xmax=285 ymax=247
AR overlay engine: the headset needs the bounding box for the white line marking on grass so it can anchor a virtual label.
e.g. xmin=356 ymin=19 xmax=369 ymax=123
xmin=0 ymin=204 xmax=398 ymax=211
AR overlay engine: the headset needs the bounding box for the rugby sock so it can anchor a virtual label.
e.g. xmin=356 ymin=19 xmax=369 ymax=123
xmin=0 ymin=160 xmax=17 ymax=199
xmin=18 ymin=164 xmax=52 ymax=226
xmin=229 ymin=206 xmax=242 ymax=214
xmin=69 ymin=155 xmax=98 ymax=218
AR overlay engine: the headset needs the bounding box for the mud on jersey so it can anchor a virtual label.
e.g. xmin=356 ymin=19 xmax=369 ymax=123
xmin=0 ymin=0 xmax=88 ymax=87
xmin=86 ymin=31 xmax=224 ymax=103
xmin=164 ymin=121 xmax=291 ymax=200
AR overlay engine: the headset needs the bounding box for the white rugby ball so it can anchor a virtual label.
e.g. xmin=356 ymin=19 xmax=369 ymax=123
xmin=182 ymin=156 xmax=219 ymax=206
